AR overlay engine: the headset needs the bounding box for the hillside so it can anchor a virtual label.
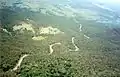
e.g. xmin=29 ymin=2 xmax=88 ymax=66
xmin=0 ymin=0 xmax=120 ymax=77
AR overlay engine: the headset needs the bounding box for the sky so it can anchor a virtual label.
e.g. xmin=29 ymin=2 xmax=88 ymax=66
xmin=97 ymin=0 xmax=120 ymax=4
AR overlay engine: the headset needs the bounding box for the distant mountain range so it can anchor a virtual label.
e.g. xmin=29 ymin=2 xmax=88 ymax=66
xmin=1 ymin=0 xmax=120 ymax=26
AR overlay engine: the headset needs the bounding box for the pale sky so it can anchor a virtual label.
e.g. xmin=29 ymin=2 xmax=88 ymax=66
xmin=98 ymin=0 xmax=120 ymax=3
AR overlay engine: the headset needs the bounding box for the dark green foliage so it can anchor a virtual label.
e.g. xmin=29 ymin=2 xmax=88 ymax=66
xmin=20 ymin=55 xmax=76 ymax=77
xmin=0 ymin=71 xmax=17 ymax=77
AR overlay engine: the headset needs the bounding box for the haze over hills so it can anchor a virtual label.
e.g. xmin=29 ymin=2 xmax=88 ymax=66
xmin=1 ymin=0 xmax=120 ymax=26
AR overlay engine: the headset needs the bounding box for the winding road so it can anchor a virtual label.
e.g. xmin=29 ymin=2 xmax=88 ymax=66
xmin=12 ymin=54 xmax=29 ymax=71
xmin=49 ymin=42 xmax=61 ymax=54
xmin=69 ymin=37 xmax=79 ymax=51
